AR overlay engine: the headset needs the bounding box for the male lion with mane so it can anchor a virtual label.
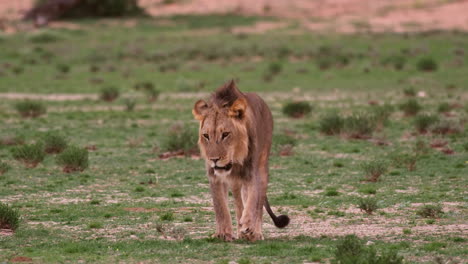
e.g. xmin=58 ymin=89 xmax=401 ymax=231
xmin=192 ymin=80 xmax=290 ymax=241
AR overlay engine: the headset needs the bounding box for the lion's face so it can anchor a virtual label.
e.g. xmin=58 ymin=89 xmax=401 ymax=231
xmin=193 ymin=90 xmax=249 ymax=176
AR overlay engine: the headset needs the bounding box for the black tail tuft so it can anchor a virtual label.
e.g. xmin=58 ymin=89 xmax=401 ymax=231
xmin=273 ymin=214 xmax=290 ymax=228
xmin=264 ymin=197 xmax=290 ymax=229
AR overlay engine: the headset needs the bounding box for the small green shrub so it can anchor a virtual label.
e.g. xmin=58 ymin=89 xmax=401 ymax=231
xmin=134 ymin=82 xmax=160 ymax=102
xmin=0 ymin=202 xmax=20 ymax=230
xmin=324 ymin=187 xmax=339 ymax=196
xmin=358 ymin=185 xmax=377 ymax=195
xmin=400 ymin=99 xmax=421 ymax=116
xmin=124 ymin=98 xmax=136 ymax=111
xmin=15 ymin=100 xmax=46 ymax=118
xmin=414 ymin=113 xmax=439 ymax=133
xmin=370 ymin=104 xmax=394 ymax=129
xmin=416 ymin=57 xmax=438 ymax=72
xmin=43 ymin=132 xmax=68 ymax=154
xmin=100 ymin=86 xmax=120 ymax=102
xmin=0 ymin=161 xmax=11 ymax=175
xmin=381 ymin=54 xmax=406 ymax=70
xmin=319 ymin=112 xmax=344 ymax=135
xmin=160 ymin=211 xmax=174 ymax=221
xmin=357 ymin=197 xmax=378 ymax=215
xmin=88 ymin=222 xmax=103 ymax=229
xmin=403 ymin=87 xmax=416 ymax=97
xmin=390 ymin=152 xmax=418 ymax=171
xmin=268 ymin=61 xmax=283 ymax=75
xmin=56 ymin=146 xmax=89 ymax=173
xmin=39 ymin=0 xmax=144 ymax=19
xmin=437 ymin=102 xmax=451 ymax=113
xmin=273 ymin=133 xmax=297 ymax=156
xmin=11 ymin=143 xmax=45 ymax=168
xmin=343 ymin=113 xmax=375 ymax=139
xmin=430 ymin=119 xmax=462 ymax=135
xmin=282 ymin=101 xmax=312 ymax=118
xmin=361 ymin=160 xmax=388 ymax=182
xmin=417 ymin=204 xmax=443 ymax=218
xmin=56 ymin=64 xmax=70 ymax=74
xmin=29 ymin=31 xmax=62 ymax=43
xmin=333 ymin=235 xmax=403 ymax=264
xmin=162 ymin=125 xmax=198 ymax=154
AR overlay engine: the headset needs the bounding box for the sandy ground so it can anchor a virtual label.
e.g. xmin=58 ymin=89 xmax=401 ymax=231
xmin=1 ymin=0 xmax=468 ymax=33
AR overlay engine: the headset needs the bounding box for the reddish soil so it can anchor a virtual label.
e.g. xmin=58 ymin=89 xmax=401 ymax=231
xmin=1 ymin=0 xmax=468 ymax=33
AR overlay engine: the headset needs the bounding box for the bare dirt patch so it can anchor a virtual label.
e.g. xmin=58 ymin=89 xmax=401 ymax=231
xmin=2 ymin=0 xmax=468 ymax=33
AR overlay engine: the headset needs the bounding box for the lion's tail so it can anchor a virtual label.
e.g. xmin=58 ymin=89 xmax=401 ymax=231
xmin=264 ymin=197 xmax=290 ymax=228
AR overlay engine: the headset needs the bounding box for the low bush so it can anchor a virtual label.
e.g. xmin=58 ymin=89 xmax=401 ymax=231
xmin=414 ymin=113 xmax=439 ymax=133
xmin=124 ymin=98 xmax=136 ymax=111
xmin=430 ymin=119 xmax=462 ymax=135
xmin=416 ymin=57 xmax=438 ymax=72
xmin=390 ymin=152 xmax=418 ymax=171
xmin=0 ymin=134 xmax=25 ymax=146
xmin=11 ymin=143 xmax=45 ymax=168
xmin=357 ymin=197 xmax=378 ymax=215
xmin=282 ymin=101 xmax=312 ymax=118
xmin=343 ymin=113 xmax=375 ymax=139
xmin=361 ymin=160 xmax=388 ymax=182
xmin=0 ymin=161 xmax=11 ymax=175
xmin=134 ymin=82 xmax=160 ymax=102
xmin=319 ymin=112 xmax=344 ymax=135
xmin=333 ymin=235 xmax=403 ymax=264
xmin=273 ymin=133 xmax=297 ymax=156
xmin=268 ymin=61 xmax=283 ymax=75
xmin=400 ymin=99 xmax=421 ymax=116
xmin=100 ymin=86 xmax=120 ymax=102
xmin=403 ymin=87 xmax=416 ymax=97
xmin=437 ymin=102 xmax=451 ymax=113
xmin=417 ymin=204 xmax=443 ymax=218
xmin=15 ymin=100 xmax=47 ymax=118
xmin=162 ymin=125 xmax=198 ymax=154
xmin=56 ymin=146 xmax=89 ymax=173
xmin=381 ymin=54 xmax=406 ymax=70
xmin=0 ymin=202 xmax=20 ymax=230
xmin=370 ymin=104 xmax=394 ymax=129
xmin=43 ymin=132 xmax=68 ymax=154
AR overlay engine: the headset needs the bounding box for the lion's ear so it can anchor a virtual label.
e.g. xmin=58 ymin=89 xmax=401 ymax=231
xmin=193 ymin=99 xmax=208 ymax=121
xmin=228 ymin=98 xmax=247 ymax=119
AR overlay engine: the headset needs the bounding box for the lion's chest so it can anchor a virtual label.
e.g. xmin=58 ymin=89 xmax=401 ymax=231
xmin=213 ymin=169 xmax=232 ymax=183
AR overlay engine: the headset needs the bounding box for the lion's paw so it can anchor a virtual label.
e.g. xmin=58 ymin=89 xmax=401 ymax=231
xmin=214 ymin=232 xmax=234 ymax=242
xmin=239 ymin=227 xmax=263 ymax=242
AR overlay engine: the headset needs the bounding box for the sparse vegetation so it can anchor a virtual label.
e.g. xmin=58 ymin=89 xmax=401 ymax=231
xmin=333 ymin=235 xmax=403 ymax=264
xmin=162 ymin=125 xmax=198 ymax=154
xmin=0 ymin=161 xmax=10 ymax=175
xmin=0 ymin=202 xmax=20 ymax=230
xmin=11 ymin=143 xmax=45 ymax=168
xmin=15 ymin=100 xmax=46 ymax=118
xmin=43 ymin=132 xmax=68 ymax=154
xmin=100 ymin=86 xmax=120 ymax=102
xmin=282 ymin=101 xmax=312 ymax=118
xmin=343 ymin=113 xmax=375 ymax=139
xmin=414 ymin=113 xmax=439 ymax=133
xmin=417 ymin=57 xmax=438 ymax=72
xmin=400 ymin=99 xmax=422 ymax=116
xmin=124 ymin=98 xmax=136 ymax=111
xmin=319 ymin=112 xmax=344 ymax=135
xmin=361 ymin=160 xmax=388 ymax=182
xmin=357 ymin=197 xmax=378 ymax=215
xmin=417 ymin=204 xmax=444 ymax=218
xmin=56 ymin=146 xmax=89 ymax=173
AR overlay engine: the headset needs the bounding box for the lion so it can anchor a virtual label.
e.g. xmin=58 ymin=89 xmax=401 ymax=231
xmin=192 ymin=80 xmax=290 ymax=242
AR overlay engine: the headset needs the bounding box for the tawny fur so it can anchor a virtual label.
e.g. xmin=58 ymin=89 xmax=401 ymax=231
xmin=192 ymin=80 xmax=289 ymax=242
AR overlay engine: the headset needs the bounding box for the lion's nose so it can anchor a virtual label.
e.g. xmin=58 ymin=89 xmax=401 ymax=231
xmin=210 ymin=158 xmax=220 ymax=163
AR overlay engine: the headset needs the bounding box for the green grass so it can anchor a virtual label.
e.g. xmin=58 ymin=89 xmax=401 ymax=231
xmin=0 ymin=15 xmax=466 ymax=263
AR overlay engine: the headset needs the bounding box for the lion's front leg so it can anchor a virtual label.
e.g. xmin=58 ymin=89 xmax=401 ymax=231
xmin=209 ymin=177 xmax=234 ymax=241
xmin=230 ymin=181 xmax=244 ymax=238
xmin=239 ymin=177 xmax=267 ymax=242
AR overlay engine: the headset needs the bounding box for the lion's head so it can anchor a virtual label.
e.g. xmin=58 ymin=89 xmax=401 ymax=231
xmin=192 ymin=81 xmax=249 ymax=175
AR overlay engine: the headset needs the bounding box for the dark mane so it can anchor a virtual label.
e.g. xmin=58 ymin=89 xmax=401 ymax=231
xmin=213 ymin=80 xmax=243 ymax=107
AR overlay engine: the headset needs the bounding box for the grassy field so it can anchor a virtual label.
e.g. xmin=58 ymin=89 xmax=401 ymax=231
xmin=0 ymin=15 xmax=467 ymax=263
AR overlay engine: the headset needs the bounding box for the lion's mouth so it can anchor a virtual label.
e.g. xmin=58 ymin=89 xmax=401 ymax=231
xmin=214 ymin=163 xmax=232 ymax=171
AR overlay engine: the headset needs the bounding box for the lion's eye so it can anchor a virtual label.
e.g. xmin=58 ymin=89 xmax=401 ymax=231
xmin=203 ymin=134 xmax=209 ymax=140
xmin=222 ymin=132 xmax=230 ymax=140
